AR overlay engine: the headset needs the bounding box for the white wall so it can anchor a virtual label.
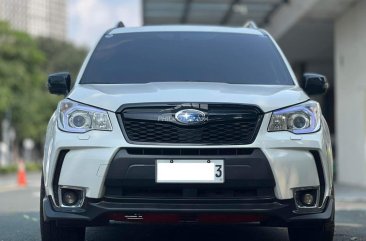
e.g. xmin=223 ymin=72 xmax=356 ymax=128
xmin=335 ymin=0 xmax=366 ymax=186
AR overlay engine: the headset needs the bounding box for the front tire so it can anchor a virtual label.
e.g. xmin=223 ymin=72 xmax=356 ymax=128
xmin=40 ymin=174 xmax=86 ymax=241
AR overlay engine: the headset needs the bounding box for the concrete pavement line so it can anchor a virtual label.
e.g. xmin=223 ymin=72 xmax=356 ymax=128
xmin=336 ymin=222 xmax=365 ymax=228
xmin=336 ymin=201 xmax=366 ymax=211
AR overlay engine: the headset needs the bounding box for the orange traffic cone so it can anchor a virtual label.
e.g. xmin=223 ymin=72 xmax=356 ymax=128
xmin=17 ymin=160 xmax=27 ymax=187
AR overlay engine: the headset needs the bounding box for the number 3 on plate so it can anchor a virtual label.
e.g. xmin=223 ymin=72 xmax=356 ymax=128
xmin=215 ymin=164 xmax=223 ymax=178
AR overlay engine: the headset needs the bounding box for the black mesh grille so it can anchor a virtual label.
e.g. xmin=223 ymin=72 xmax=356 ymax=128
xmin=118 ymin=104 xmax=263 ymax=145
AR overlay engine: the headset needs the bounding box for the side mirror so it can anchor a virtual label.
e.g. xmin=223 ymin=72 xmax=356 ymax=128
xmin=301 ymin=73 xmax=329 ymax=96
xmin=48 ymin=72 xmax=71 ymax=95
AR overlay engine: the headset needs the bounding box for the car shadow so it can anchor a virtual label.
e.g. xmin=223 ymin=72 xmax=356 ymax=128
xmin=87 ymin=224 xmax=289 ymax=241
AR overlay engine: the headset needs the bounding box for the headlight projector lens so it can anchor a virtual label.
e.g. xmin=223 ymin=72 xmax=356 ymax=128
xmin=68 ymin=111 xmax=91 ymax=129
xmin=291 ymin=114 xmax=309 ymax=129
xmin=73 ymin=115 xmax=86 ymax=127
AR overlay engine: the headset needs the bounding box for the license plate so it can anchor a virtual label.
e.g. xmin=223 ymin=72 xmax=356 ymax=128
xmin=156 ymin=159 xmax=224 ymax=183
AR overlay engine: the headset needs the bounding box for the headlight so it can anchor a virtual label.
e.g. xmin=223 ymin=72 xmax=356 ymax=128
xmin=268 ymin=101 xmax=321 ymax=134
xmin=58 ymin=99 xmax=112 ymax=133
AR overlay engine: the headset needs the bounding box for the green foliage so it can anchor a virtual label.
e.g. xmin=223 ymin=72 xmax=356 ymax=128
xmin=25 ymin=161 xmax=42 ymax=172
xmin=0 ymin=21 xmax=87 ymax=145
xmin=0 ymin=162 xmax=42 ymax=174
xmin=0 ymin=21 xmax=46 ymax=142
xmin=0 ymin=164 xmax=17 ymax=174
xmin=36 ymin=37 xmax=87 ymax=84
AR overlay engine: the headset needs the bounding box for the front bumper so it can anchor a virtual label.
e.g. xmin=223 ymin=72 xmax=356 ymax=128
xmin=43 ymin=108 xmax=334 ymax=227
xmin=45 ymin=146 xmax=334 ymax=227
xmin=44 ymin=113 xmax=332 ymax=203
xmin=43 ymin=195 xmax=334 ymax=227
xmin=43 ymin=114 xmax=333 ymax=200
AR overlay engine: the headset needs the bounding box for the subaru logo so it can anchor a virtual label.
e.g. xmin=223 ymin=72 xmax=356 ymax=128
xmin=175 ymin=109 xmax=207 ymax=125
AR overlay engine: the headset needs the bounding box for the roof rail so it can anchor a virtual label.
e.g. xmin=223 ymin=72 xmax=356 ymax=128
xmin=243 ymin=21 xmax=258 ymax=29
xmin=116 ymin=21 xmax=125 ymax=28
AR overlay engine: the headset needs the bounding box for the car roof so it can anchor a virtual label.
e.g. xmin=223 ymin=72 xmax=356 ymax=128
xmin=109 ymin=25 xmax=265 ymax=36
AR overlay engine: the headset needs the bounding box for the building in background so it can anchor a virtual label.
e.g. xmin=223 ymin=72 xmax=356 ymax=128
xmin=143 ymin=0 xmax=365 ymax=187
xmin=0 ymin=0 xmax=67 ymax=40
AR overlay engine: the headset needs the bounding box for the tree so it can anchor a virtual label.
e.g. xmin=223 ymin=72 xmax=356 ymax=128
xmin=0 ymin=21 xmax=87 ymax=149
xmin=0 ymin=21 xmax=46 ymax=143
xmin=36 ymin=37 xmax=87 ymax=84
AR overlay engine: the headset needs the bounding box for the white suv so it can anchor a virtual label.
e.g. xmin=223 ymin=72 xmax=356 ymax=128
xmin=40 ymin=23 xmax=334 ymax=241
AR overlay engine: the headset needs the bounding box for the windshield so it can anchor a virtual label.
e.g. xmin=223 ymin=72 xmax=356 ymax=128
xmin=80 ymin=31 xmax=293 ymax=85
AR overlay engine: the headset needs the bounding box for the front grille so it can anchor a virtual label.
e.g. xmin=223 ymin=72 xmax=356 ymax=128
xmin=117 ymin=103 xmax=263 ymax=145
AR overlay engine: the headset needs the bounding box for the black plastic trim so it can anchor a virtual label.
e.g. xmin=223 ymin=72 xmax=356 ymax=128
xmin=43 ymin=196 xmax=334 ymax=227
xmin=52 ymin=150 xmax=69 ymax=206
xmin=125 ymin=147 xmax=255 ymax=156
xmin=287 ymin=197 xmax=334 ymax=225
xmin=310 ymin=150 xmax=326 ymax=204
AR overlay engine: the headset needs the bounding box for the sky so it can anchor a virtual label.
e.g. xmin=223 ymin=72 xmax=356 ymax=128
xmin=68 ymin=0 xmax=143 ymax=48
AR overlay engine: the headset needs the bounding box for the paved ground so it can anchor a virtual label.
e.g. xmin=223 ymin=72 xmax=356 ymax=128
xmin=1 ymin=172 xmax=366 ymax=241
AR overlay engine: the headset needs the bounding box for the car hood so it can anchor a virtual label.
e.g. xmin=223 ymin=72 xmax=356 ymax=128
xmin=68 ymin=82 xmax=309 ymax=113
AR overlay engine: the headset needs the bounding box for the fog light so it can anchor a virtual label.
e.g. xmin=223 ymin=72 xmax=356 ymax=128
xmin=302 ymin=193 xmax=314 ymax=206
xmin=294 ymin=188 xmax=318 ymax=208
xmin=62 ymin=190 xmax=78 ymax=206
xmin=59 ymin=187 xmax=84 ymax=207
